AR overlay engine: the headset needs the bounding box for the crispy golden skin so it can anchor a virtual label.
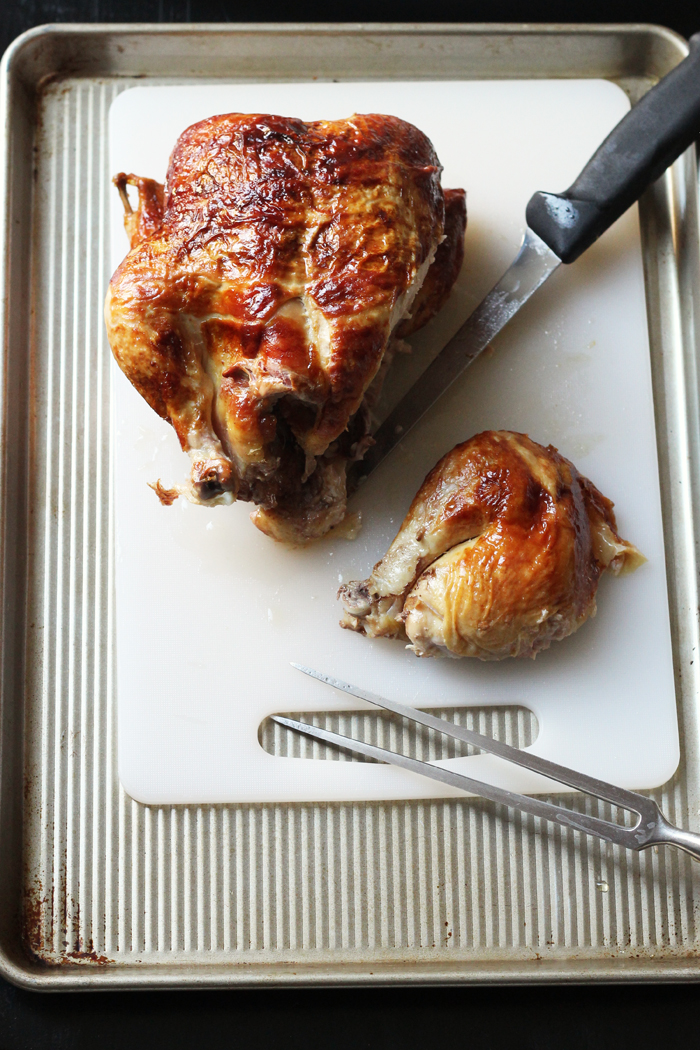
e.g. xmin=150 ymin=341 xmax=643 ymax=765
xmin=105 ymin=112 xmax=466 ymax=542
xmin=340 ymin=431 xmax=645 ymax=659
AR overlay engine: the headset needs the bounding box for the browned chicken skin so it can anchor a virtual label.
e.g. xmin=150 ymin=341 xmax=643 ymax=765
xmin=340 ymin=432 xmax=645 ymax=659
xmin=105 ymin=113 xmax=466 ymax=542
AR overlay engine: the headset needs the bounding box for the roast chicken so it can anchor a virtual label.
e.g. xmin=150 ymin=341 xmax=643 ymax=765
xmin=340 ymin=431 xmax=645 ymax=659
xmin=105 ymin=112 xmax=466 ymax=542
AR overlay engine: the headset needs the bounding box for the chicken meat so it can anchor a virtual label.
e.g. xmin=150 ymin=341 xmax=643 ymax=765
xmin=105 ymin=112 xmax=466 ymax=542
xmin=340 ymin=431 xmax=645 ymax=659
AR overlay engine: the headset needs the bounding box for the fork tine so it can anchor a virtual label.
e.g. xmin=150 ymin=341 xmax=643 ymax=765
xmin=272 ymin=715 xmax=640 ymax=850
xmin=291 ymin=663 xmax=655 ymax=818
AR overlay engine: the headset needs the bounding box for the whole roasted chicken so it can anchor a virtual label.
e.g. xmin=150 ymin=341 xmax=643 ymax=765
xmin=340 ymin=432 xmax=645 ymax=659
xmin=105 ymin=112 xmax=466 ymax=542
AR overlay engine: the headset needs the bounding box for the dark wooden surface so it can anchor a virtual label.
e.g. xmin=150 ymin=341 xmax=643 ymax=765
xmin=1 ymin=4 xmax=698 ymax=1047
xmin=1 ymin=980 xmax=700 ymax=1050
xmin=2 ymin=0 xmax=699 ymax=48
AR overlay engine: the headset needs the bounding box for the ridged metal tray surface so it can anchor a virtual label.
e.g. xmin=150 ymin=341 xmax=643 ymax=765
xmin=1 ymin=23 xmax=700 ymax=988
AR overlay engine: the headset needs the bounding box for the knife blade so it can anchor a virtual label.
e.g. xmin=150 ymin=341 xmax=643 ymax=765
xmin=349 ymin=32 xmax=700 ymax=488
xmin=350 ymin=229 xmax=560 ymax=484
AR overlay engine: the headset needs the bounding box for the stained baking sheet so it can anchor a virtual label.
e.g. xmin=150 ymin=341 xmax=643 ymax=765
xmin=1 ymin=24 xmax=699 ymax=987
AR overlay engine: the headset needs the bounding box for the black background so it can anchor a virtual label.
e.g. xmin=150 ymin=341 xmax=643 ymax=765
xmin=1 ymin=2 xmax=699 ymax=1047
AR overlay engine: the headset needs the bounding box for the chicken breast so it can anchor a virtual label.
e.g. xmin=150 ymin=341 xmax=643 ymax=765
xmin=105 ymin=112 xmax=466 ymax=542
xmin=340 ymin=431 xmax=645 ymax=659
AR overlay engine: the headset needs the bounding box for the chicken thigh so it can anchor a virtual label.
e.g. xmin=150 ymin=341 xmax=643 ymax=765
xmin=340 ymin=431 xmax=645 ymax=659
xmin=105 ymin=112 xmax=466 ymax=542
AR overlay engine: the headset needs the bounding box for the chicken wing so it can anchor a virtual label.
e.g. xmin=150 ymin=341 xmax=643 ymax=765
xmin=340 ymin=431 xmax=645 ymax=659
xmin=105 ymin=113 xmax=466 ymax=542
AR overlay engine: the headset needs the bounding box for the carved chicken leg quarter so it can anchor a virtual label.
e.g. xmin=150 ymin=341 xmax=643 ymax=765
xmin=340 ymin=432 xmax=646 ymax=659
xmin=105 ymin=113 xmax=466 ymax=543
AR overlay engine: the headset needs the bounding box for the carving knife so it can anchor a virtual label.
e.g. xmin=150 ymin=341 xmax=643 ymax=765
xmin=351 ymin=33 xmax=700 ymax=487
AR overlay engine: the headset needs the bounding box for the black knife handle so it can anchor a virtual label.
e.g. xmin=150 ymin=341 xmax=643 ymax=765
xmin=526 ymin=32 xmax=700 ymax=263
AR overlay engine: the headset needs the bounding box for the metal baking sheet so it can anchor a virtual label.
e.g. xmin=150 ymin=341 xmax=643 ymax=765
xmin=1 ymin=23 xmax=699 ymax=988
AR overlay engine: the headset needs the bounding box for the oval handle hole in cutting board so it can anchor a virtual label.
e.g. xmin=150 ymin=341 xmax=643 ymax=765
xmin=259 ymin=705 xmax=538 ymax=762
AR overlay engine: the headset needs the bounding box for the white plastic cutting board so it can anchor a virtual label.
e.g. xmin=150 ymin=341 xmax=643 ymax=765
xmin=110 ymin=80 xmax=678 ymax=805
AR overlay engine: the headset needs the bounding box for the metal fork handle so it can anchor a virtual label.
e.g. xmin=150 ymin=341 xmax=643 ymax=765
xmin=649 ymin=814 xmax=700 ymax=862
